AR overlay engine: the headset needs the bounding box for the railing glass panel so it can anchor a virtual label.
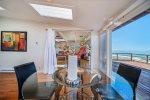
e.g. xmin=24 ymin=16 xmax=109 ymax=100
xmin=132 ymin=54 xmax=146 ymax=63
xmin=112 ymin=53 xmax=150 ymax=64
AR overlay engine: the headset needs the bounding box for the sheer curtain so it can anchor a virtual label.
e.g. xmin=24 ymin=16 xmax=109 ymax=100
xmin=44 ymin=28 xmax=57 ymax=74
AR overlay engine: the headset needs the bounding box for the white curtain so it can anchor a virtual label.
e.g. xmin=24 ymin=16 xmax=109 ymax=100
xmin=44 ymin=28 xmax=57 ymax=74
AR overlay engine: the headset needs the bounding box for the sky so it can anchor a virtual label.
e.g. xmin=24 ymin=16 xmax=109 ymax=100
xmin=112 ymin=13 xmax=150 ymax=54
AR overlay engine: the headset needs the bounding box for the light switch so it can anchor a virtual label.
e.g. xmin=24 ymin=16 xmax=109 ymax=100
xmin=36 ymin=42 xmax=38 ymax=45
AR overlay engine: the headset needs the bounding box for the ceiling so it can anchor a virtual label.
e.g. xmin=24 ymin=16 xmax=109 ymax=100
xmin=0 ymin=0 xmax=137 ymax=31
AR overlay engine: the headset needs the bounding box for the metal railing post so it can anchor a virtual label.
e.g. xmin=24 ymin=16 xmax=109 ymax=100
xmin=117 ymin=53 xmax=118 ymax=61
xmin=146 ymin=55 xmax=148 ymax=64
xmin=131 ymin=53 xmax=133 ymax=61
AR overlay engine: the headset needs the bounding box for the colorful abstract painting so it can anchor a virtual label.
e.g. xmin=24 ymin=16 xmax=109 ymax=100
xmin=1 ymin=31 xmax=27 ymax=51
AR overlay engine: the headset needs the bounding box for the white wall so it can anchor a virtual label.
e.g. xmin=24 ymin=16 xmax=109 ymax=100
xmin=0 ymin=17 xmax=99 ymax=72
xmin=0 ymin=17 xmax=49 ymax=71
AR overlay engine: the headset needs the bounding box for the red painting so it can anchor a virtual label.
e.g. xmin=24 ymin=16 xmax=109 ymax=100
xmin=1 ymin=31 xmax=27 ymax=51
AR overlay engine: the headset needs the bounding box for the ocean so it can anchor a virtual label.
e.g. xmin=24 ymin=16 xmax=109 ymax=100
xmin=112 ymin=50 xmax=150 ymax=55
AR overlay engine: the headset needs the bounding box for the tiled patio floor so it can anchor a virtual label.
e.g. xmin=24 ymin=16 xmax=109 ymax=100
xmin=115 ymin=61 xmax=150 ymax=70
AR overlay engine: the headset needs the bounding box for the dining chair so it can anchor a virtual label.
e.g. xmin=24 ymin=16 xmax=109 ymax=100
xmin=92 ymin=63 xmax=141 ymax=100
xmin=117 ymin=63 xmax=141 ymax=100
xmin=90 ymin=73 xmax=101 ymax=100
xmin=14 ymin=62 xmax=57 ymax=100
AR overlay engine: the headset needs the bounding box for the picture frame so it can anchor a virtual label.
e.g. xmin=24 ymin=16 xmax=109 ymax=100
xmin=1 ymin=31 xmax=27 ymax=52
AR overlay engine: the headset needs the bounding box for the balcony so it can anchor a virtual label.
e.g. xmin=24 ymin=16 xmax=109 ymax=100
xmin=112 ymin=53 xmax=150 ymax=70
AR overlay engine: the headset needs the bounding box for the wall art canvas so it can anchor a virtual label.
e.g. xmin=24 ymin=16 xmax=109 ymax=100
xmin=1 ymin=31 xmax=27 ymax=51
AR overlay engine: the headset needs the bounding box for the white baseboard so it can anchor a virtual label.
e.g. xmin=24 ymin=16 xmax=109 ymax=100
xmin=37 ymin=70 xmax=44 ymax=73
xmin=0 ymin=68 xmax=43 ymax=73
xmin=0 ymin=68 xmax=15 ymax=72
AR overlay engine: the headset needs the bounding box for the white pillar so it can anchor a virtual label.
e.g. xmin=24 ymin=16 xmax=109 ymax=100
xmin=106 ymin=29 xmax=112 ymax=77
xmin=91 ymin=31 xmax=99 ymax=73
xmin=99 ymin=32 xmax=107 ymax=73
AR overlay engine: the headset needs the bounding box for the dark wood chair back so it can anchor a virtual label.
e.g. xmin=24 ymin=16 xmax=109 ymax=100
xmin=117 ymin=63 xmax=141 ymax=100
xmin=14 ymin=62 xmax=37 ymax=99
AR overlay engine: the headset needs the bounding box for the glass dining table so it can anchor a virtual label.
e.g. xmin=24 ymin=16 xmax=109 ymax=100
xmin=22 ymin=67 xmax=134 ymax=100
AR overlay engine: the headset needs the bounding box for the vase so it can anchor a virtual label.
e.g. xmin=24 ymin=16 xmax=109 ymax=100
xmin=67 ymin=55 xmax=78 ymax=81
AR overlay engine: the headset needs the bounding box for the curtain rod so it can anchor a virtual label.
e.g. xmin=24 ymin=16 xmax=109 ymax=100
xmin=45 ymin=28 xmax=93 ymax=32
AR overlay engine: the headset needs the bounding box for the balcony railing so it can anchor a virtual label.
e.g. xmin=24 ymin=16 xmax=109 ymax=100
xmin=112 ymin=53 xmax=150 ymax=64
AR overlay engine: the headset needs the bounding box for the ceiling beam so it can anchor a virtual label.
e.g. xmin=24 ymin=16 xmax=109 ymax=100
xmin=52 ymin=29 xmax=93 ymax=32
xmin=99 ymin=0 xmax=149 ymax=33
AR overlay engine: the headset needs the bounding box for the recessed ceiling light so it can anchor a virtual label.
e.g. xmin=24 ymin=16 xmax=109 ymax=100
xmin=30 ymin=3 xmax=73 ymax=20
xmin=0 ymin=6 xmax=5 ymax=10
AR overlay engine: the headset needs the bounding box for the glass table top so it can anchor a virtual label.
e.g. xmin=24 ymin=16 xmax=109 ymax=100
xmin=53 ymin=67 xmax=101 ymax=88
xmin=22 ymin=68 xmax=134 ymax=100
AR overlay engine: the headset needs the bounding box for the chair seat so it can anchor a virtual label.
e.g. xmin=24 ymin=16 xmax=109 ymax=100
xmin=22 ymin=81 xmax=57 ymax=100
xmin=93 ymin=84 xmax=123 ymax=100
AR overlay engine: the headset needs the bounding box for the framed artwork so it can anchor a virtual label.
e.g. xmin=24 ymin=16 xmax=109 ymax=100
xmin=1 ymin=31 xmax=27 ymax=51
